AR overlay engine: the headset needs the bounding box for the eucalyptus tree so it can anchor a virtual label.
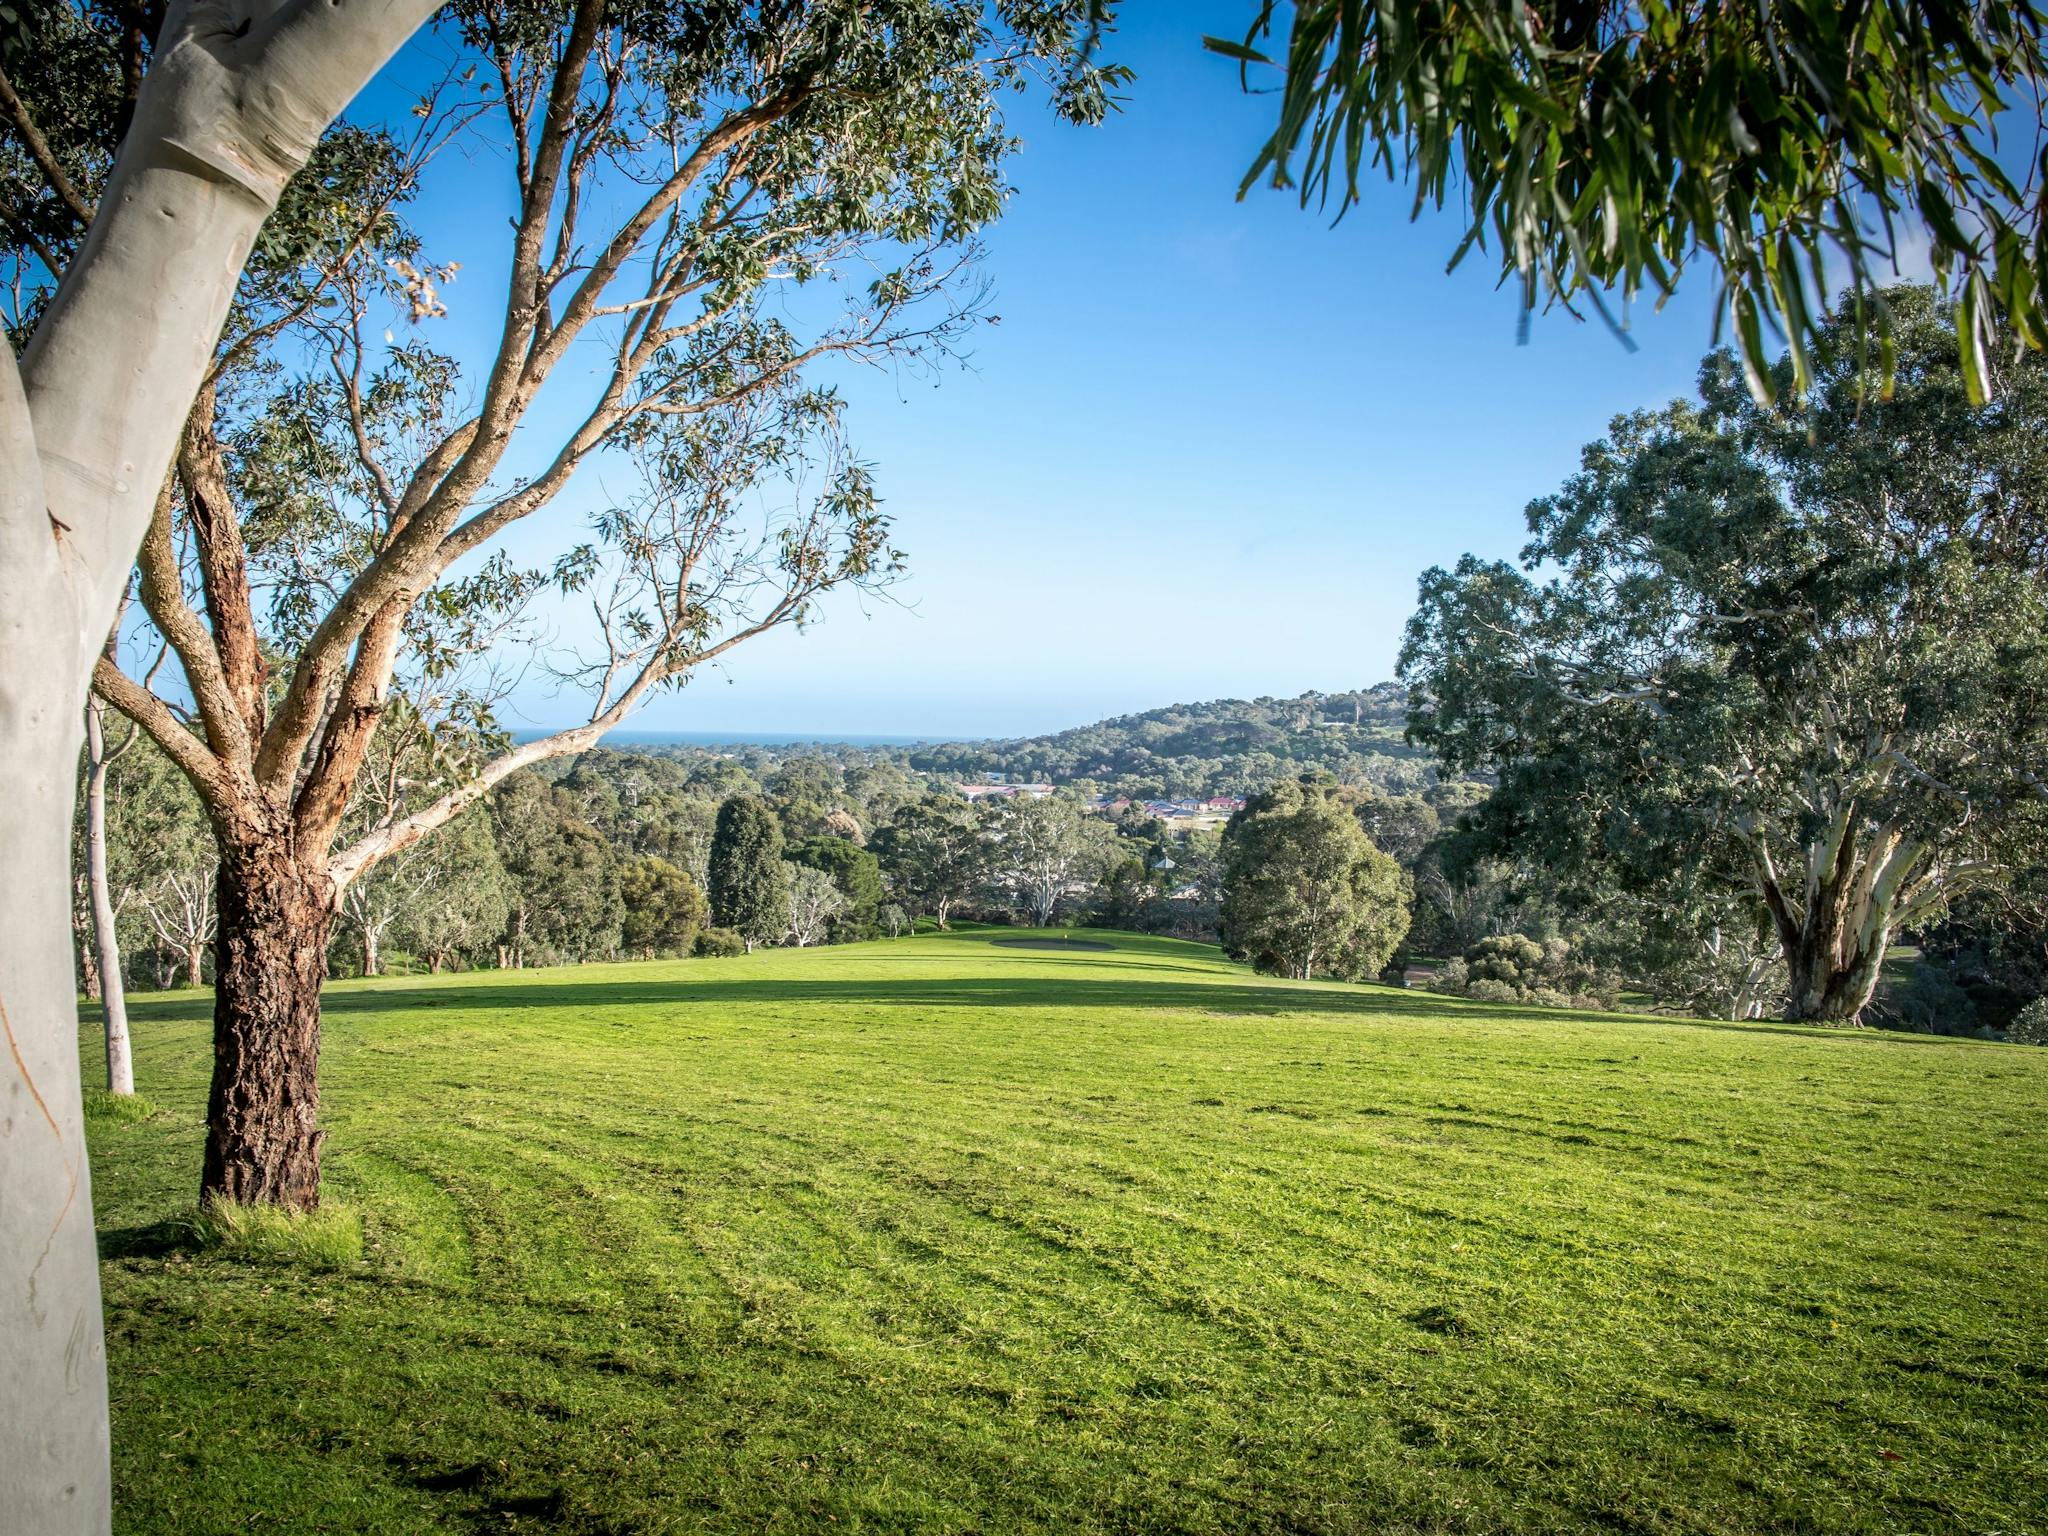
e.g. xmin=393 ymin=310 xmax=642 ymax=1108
xmin=1219 ymin=777 xmax=1410 ymax=981
xmin=2 ymin=0 xmax=1119 ymax=1521
xmin=80 ymin=649 xmax=141 ymax=1092
xmin=93 ymin=1 xmax=1123 ymax=1216
xmin=490 ymin=773 xmax=623 ymax=966
xmin=1402 ymin=292 xmax=2048 ymax=1024
xmin=981 ymin=794 xmax=1113 ymax=927
xmin=787 ymin=833 xmax=883 ymax=939
xmin=397 ymin=810 xmax=513 ymax=973
xmin=785 ymin=862 xmax=849 ymax=947
xmin=1 ymin=3 xmax=441 ymax=1508
xmin=1214 ymin=1 xmax=2048 ymax=401
xmin=872 ymin=795 xmax=983 ymax=929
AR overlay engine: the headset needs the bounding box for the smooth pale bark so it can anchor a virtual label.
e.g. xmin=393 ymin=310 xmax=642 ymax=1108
xmin=0 ymin=396 xmax=109 ymax=1533
xmin=1756 ymin=811 xmax=1961 ymax=1024
xmin=83 ymin=701 xmax=133 ymax=1095
xmin=1 ymin=2 xmax=439 ymax=1527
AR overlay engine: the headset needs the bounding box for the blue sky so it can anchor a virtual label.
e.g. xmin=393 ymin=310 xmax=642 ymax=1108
xmin=373 ymin=4 xmax=1740 ymax=740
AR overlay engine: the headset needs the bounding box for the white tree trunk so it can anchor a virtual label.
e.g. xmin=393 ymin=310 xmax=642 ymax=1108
xmin=1 ymin=4 xmax=440 ymax=1526
xmin=84 ymin=701 xmax=133 ymax=1095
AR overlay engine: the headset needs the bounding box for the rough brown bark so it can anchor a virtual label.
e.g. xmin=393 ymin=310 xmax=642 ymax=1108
xmin=77 ymin=896 xmax=102 ymax=1002
xmin=201 ymin=836 xmax=332 ymax=1209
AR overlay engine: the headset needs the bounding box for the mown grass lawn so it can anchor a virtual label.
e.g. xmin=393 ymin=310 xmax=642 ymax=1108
xmin=86 ymin=931 xmax=2048 ymax=1535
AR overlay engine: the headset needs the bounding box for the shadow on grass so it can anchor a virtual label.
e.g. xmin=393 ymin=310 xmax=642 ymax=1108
xmin=115 ymin=974 xmax=1985 ymax=1049
xmin=99 ymin=1215 xmax=203 ymax=1261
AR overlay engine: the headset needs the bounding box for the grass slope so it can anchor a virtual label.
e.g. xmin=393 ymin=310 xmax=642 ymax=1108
xmin=87 ymin=932 xmax=2047 ymax=1535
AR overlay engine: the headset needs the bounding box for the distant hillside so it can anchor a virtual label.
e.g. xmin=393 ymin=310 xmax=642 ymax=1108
xmin=908 ymin=685 xmax=1473 ymax=803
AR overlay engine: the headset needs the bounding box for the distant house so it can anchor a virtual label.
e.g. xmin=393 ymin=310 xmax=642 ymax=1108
xmin=959 ymin=782 xmax=1055 ymax=802
xmin=1203 ymin=796 xmax=1245 ymax=813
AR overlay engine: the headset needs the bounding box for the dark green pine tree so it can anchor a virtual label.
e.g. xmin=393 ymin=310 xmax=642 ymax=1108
xmin=708 ymin=796 xmax=791 ymax=953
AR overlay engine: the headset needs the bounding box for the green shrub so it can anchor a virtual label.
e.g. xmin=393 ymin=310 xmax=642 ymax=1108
xmin=1467 ymin=934 xmax=1547 ymax=989
xmin=1464 ymin=978 xmax=1520 ymax=1005
xmin=1426 ymin=957 xmax=1469 ymax=995
xmin=1426 ymin=935 xmax=1618 ymax=1010
xmin=2010 ymin=997 xmax=2048 ymax=1045
xmin=693 ymin=926 xmax=747 ymax=958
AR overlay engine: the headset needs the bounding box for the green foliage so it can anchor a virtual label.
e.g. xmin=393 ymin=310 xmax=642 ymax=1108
xmin=691 ymin=926 xmax=748 ymax=959
xmin=2010 ymin=997 xmax=2048 ymax=1045
xmin=1220 ymin=777 xmax=1410 ymax=981
xmin=491 ymin=776 xmax=625 ymax=964
xmin=394 ymin=811 xmax=515 ymax=973
xmin=871 ymin=795 xmax=985 ymax=926
xmin=1215 ymin=1 xmax=2048 ymax=402
xmin=618 ymin=856 xmax=708 ymax=959
xmin=1429 ymin=935 xmax=1618 ymax=1012
xmin=1886 ymin=964 xmax=1982 ymax=1038
xmin=786 ymin=834 xmax=883 ymax=939
xmin=708 ymin=795 xmax=791 ymax=949
xmin=1402 ymin=289 xmax=2048 ymax=1022
xmin=90 ymin=724 xmax=217 ymax=989
xmin=981 ymin=794 xmax=1116 ymax=927
xmin=89 ymin=934 xmax=2048 ymax=1533
xmin=912 ymin=685 xmax=1454 ymax=800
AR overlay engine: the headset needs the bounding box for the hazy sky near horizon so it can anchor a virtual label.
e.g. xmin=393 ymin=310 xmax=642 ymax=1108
xmin=369 ymin=5 xmax=1749 ymax=740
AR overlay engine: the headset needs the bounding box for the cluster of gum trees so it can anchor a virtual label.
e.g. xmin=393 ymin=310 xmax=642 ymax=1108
xmin=1401 ymin=291 xmax=2048 ymax=1024
xmin=708 ymin=786 xmax=1133 ymax=943
xmin=868 ymin=791 xmax=1126 ymax=929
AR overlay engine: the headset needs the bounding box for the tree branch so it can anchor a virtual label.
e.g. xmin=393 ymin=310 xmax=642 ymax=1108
xmin=92 ymin=655 xmax=222 ymax=798
xmin=0 ymin=61 xmax=95 ymax=228
xmin=131 ymin=468 xmax=250 ymax=768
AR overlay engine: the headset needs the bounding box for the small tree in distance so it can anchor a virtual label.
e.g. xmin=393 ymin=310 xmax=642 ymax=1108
xmin=620 ymin=858 xmax=708 ymax=961
xmin=709 ymin=796 xmax=792 ymax=954
xmin=787 ymin=835 xmax=884 ymax=940
xmin=786 ymin=864 xmax=850 ymax=948
xmin=873 ymin=797 xmax=985 ymax=930
xmin=1220 ymin=778 xmax=1411 ymax=982
xmin=982 ymin=795 xmax=1114 ymax=928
